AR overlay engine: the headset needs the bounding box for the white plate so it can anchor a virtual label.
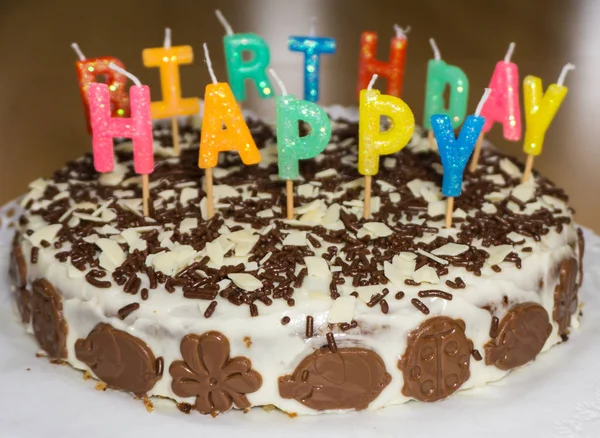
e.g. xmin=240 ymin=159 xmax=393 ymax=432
xmin=0 ymin=197 xmax=599 ymax=438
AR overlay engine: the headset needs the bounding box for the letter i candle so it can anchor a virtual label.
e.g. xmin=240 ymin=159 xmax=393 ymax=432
xmin=142 ymin=28 xmax=201 ymax=155
xmin=470 ymin=42 xmax=521 ymax=172
xmin=270 ymin=69 xmax=332 ymax=219
xmin=88 ymin=64 xmax=154 ymax=217
xmin=72 ymin=43 xmax=130 ymax=133
xmin=198 ymin=44 xmax=261 ymax=219
xmin=359 ymin=74 xmax=415 ymax=219
xmin=430 ymin=89 xmax=491 ymax=228
xmin=521 ymin=63 xmax=574 ymax=182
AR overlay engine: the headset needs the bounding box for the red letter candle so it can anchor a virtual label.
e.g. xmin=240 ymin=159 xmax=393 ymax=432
xmin=88 ymin=64 xmax=154 ymax=217
xmin=72 ymin=43 xmax=130 ymax=133
xmin=357 ymin=25 xmax=408 ymax=99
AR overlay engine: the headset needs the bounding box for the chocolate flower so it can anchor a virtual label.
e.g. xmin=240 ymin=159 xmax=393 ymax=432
xmin=169 ymin=331 xmax=262 ymax=414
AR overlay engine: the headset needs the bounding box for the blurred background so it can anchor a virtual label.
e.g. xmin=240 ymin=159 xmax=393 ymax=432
xmin=0 ymin=0 xmax=598 ymax=231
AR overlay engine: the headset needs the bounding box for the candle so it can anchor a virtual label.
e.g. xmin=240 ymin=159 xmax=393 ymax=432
xmin=470 ymin=42 xmax=521 ymax=172
xmin=72 ymin=43 xmax=130 ymax=133
xmin=522 ymin=63 xmax=574 ymax=182
xmin=288 ymin=18 xmax=336 ymax=102
xmin=199 ymin=44 xmax=261 ymax=218
xmin=216 ymin=10 xmax=273 ymax=102
xmin=357 ymin=25 xmax=408 ymax=99
xmin=431 ymin=89 xmax=491 ymax=228
xmin=270 ymin=69 xmax=332 ymax=219
xmin=142 ymin=28 xmax=200 ymax=155
xmin=88 ymin=64 xmax=153 ymax=217
xmin=359 ymin=74 xmax=415 ymax=219
xmin=424 ymin=38 xmax=469 ymax=143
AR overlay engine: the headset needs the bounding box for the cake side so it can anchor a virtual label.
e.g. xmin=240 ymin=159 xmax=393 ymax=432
xmin=9 ymin=118 xmax=584 ymax=415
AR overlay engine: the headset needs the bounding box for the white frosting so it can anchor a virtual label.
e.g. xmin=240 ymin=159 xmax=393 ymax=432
xmin=12 ymin=119 xmax=583 ymax=416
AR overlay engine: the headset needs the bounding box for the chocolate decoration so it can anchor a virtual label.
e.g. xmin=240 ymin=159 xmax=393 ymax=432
xmin=169 ymin=331 xmax=262 ymax=415
xmin=279 ymin=346 xmax=391 ymax=411
xmin=75 ymin=323 xmax=161 ymax=396
xmin=31 ymin=279 xmax=68 ymax=359
xmin=553 ymin=258 xmax=579 ymax=336
xmin=9 ymin=233 xmax=27 ymax=288
xmin=577 ymin=228 xmax=585 ymax=287
xmin=484 ymin=303 xmax=552 ymax=370
xmin=399 ymin=317 xmax=472 ymax=402
xmin=16 ymin=287 xmax=31 ymax=323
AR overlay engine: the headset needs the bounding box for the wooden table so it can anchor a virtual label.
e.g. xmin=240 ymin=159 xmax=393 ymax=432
xmin=0 ymin=0 xmax=597 ymax=231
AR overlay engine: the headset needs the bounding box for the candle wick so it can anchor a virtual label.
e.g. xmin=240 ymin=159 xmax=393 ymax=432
xmin=394 ymin=24 xmax=411 ymax=39
xmin=108 ymin=62 xmax=142 ymax=87
xmin=429 ymin=38 xmax=441 ymax=61
xmin=475 ymin=88 xmax=492 ymax=117
xmin=203 ymin=43 xmax=219 ymax=85
xmin=71 ymin=42 xmax=86 ymax=61
xmin=268 ymin=68 xmax=288 ymax=96
xmin=557 ymin=63 xmax=575 ymax=86
xmin=309 ymin=16 xmax=317 ymax=37
xmin=504 ymin=42 xmax=516 ymax=63
xmin=215 ymin=9 xmax=234 ymax=36
xmin=367 ymin=74 xmax=378 ymax=91
xmin=164 ymin=27 xmax=172 ymax=49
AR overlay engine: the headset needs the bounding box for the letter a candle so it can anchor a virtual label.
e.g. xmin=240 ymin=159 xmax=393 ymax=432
xmin=198 ymin=44 xmax=261 ymax=219
xmin=521 ymin=63 xmax=574 ymax=182
xmin=424 ymin=38 xmax=469 ymax=146
xmin=143 ymin=28 xmax=200 ymax=155
xmin=470 ymin=42 xmax=521 ymax=172
xmin=431 ymin=89 xmax=491 ymax=228
xmin=359 ymin=74 xmax=415 ymax=219
xmin=216 ymin=10 xmax=273 ymax=103
xmin=88 ymin=64 xmax=154 ymax=217
xmin=270 ymin=69 xmax=332 ymax=219
xmin=357 ymin=25 xmax=409 ymax=99
xmin=72 ymin=43 xmax=130 ymax=133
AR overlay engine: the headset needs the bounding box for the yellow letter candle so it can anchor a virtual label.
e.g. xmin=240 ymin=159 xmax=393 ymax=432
xmin=198 ymin=44 xmax=261 ymax=218
xmin=522 ymin=63 xmax=574 ymax=182
xmin=359 ymin=74 xmax=415 ymax=219
xmin=143 ymin=28 xmax=200 ymax=155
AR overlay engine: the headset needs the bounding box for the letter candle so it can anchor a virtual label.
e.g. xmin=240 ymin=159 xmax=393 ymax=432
xmin=72 ymin=43 xmax=130 ymax=133
xmin=470 ymin=42 xmax=521 ymax=172
xmin=270 ymin=69 xmax=332 ymax=219
xmin=215 ymin=10 xmax=273 ymax=102
xmin=424 ymin=38 xmax=469 ymax=146
xmin=359 ymin=74 xmax=415 ymax=219
xmin=521 ymin=63 xmax=574 ymax=183
xmin=142 ymin=28 xmax=200 ymax=155
xmin=357 ymin=25 xmax=409 ymax=99
xmin=288 ymin=17 xmax=336 ymax=102
xmin=431 ymin=89 xmax=491 ymax=228
xmin=198 ymin=44 xmax=261 ymax=218
xmin=88 ymin=63 xmax=153 ymax=217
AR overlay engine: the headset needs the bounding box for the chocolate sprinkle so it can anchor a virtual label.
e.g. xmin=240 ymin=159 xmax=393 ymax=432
xmin=411 ymin=298 xmax=430 ymax=315
xmin=281 ymin=316 xmax=290 ymax=325
xmin=30 ymin=246 xmax=39 ymax=264
xmin=117 ymin=303 xmax=140 ymax=320
xmin=490 ymin=316 xmax=500 ymax=338
xmin=204 ymin=301 xmax=218 ymax=318
xmin=395 ymin=291 xmax=405 ymax=300
xmin=326 ymin=332 xmax=337 ymax=353
xmin=418 ymin=290 xmax=453 ymax=300
xmin=306 ymin=315 xmax=314 ymax=338
xmin=472 ymin=349 xmax=483 ymax=361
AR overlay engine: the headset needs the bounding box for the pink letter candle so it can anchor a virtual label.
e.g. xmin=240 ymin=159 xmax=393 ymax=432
xmin=88 ymin=64 xmax=154 ymax=216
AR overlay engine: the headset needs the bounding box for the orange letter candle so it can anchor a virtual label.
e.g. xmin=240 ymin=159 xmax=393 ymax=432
xmin=357 ymin=25 xmax=408 ymax=100
xmin=198 ymin=44 xmax=261 ymax=218
xmin=72 ymin=43 xmax=130 ymax=133
xmin=143 ymin=28 xmax=200 ymax=155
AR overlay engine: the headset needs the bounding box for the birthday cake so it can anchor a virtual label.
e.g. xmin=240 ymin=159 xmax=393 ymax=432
xmin=8 ymin=113 xmax=585 ymax=416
